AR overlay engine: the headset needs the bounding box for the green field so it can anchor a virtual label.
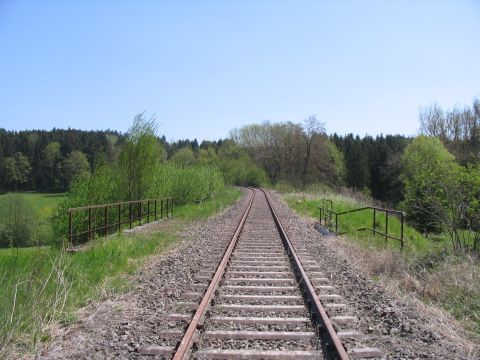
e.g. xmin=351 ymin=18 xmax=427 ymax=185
xmin=0 ymin=192 xmax=66 ymax=246
xmin=0 ymin=187 xmax=242 ymax=356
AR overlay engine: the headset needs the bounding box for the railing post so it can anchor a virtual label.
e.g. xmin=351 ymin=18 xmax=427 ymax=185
xmin=335 ymin=213 xmax=338 ymax=234
xmin=104 ymin=206 xmax=108 ymax=236
xmin=319 ymin=208 xmax=322 ymax=225
xmin=88 ymin=208 xmax=92 ymax=240
xmin=118 ymin=203 xmax=121 ymax=233
xmin=324 ymin=202 xmax=327 ymax=225
xmin=129 ymin=203 xmax=132 ymax=229
xmin=161 ymin=199 xmax=164 ymax=219
xmin=401 ymin=212 xmax=404 ymax=251
xmin=373 ymin=208 xmax=376 ymax=238
xmin=154 ymin=199 xmax=157 ymax=220
xmin=68 ymin=210 xmax=72 ymax=245
xmin=147 ymin=200 xmax=150 ymax=223
xmin=171 ymin=198 xmax=174 ymax=217
xmin=166 ymin=198 xmax=169 ymax=218
xmin=138 ymin=201 xmax=142 ymax=225
xmin=385 ymin=211 xmax=388 ymax=246
xmin=328 ymin=200 xmax=333 ymax=226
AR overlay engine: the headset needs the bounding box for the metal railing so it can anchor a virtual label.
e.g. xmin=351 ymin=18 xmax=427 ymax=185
xmin=68 ymin=197 xmax=174 ymax=244
xmin=317 ymin=199 xmax=406 ymax=250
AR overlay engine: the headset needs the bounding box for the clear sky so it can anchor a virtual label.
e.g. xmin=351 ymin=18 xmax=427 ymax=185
xmin=0 ymin=0 xmax=479 ymax=141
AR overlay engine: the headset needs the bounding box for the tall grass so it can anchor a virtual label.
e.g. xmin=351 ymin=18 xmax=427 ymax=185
xmin=0 ymin=247 xmax=70 ymax=354
xmin=0 ymin=187 xmax=242 ymax=357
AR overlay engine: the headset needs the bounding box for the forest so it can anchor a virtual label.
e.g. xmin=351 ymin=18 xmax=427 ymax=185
xmin=1 ymin=99 xmax=479 ymax=252
xmin=0 ymin=122 xmax=408 ymax=197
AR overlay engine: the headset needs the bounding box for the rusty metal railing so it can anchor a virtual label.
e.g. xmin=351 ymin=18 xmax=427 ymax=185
xmin=317 ymin=199 xmax=406 ymax=250
xmin=68 ymin=197 xmax=174 ymax=245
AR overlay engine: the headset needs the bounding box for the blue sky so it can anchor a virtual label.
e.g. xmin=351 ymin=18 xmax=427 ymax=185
xmin=0 ymin=0 xmax=479 ymax=141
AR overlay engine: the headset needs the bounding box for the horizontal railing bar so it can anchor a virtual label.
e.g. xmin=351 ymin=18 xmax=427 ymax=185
xmin=317 ymin=205 xmax=405 ymax=216
xmin=323 ymin=225 xmax=403 ymax=242
xmin=68 ymin=197 xmax=173 ymax=212
xmin=368 ymin=228 xmax=403 ymax=242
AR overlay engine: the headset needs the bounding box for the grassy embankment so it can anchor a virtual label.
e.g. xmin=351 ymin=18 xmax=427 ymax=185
xmin=0 ymin=187 xmax=242 ymax=357
xmin=282 ymin=189 xmax=480 ymax=339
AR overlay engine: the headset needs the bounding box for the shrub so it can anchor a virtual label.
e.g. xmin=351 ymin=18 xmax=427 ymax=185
xmin=0 ymin=195 xmax=36 ymax=247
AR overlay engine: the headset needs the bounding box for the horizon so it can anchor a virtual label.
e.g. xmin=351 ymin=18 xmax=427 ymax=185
xmin=1 ymin=0 xmax=479 ymax=142
xmin=0 ymin=122 xmax=422 ymax=142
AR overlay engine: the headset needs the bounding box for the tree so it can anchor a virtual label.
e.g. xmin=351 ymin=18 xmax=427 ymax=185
xmin=401 ymin=136 xmax=480 ymax=252
xmin=301 ymin=116 xmax=326 ymax=187
xmin=343 ymin=135 xmax=369 ymax=191
xmin=43 ymin=141 xmax=63 ymax=191
xmin=3 ymin=152 xmax=31 ymax=190
xmin=62 ymin=150 xmax=90 ymax=187
xmin=170 ymin=147 xmax=196 ymax=166
xmin=0 ymin=194 xmax=36 ymax=247
xmin=118 ymin=112 xmax=164 ymax=200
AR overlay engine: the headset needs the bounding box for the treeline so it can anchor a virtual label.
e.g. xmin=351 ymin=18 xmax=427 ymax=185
xmin=0 ymin=118 xmax=411 ymax=206
xmin=231 ymin=118 xmax=410 ymax=204
xmin=0 ymin=128 xmax=267 ymax=193
xmin=0 ymin=128 xmax=124 ymax=192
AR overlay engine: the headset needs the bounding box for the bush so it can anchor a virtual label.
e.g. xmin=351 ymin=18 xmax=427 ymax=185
xmin=51 ymin=163 xmax=225 ymax=243
xmin=0 ymin=195 xmax=36 ymax=247
xmin=150 ymin=164 xmax=224 ymax=204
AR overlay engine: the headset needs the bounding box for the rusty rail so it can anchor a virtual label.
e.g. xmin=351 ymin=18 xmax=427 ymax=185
xmin=67 ymin=197 xmax=174 ymax=244
xmin=317 ymin=199 xmax=405 ymax=250
xmin=263 ymin=190 xmax=350 ymax=359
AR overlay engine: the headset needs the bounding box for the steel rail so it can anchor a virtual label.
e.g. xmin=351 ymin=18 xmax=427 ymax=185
xmin=172 ymin=188 xmax=255 ymax=360
xmin=262 ymin=189 xmax=350 ymax=360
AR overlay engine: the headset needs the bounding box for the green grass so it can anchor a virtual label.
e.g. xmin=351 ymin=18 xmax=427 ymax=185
xmin=284 ymin=192 xmax=446 ymax=253
xmin=0 ymin=187 xmax=242 ymax=356
xmin=0 ymin=192 xmax=66 ymax=245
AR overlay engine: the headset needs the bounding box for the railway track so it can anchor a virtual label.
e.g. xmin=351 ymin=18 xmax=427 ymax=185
xmin=138 ymin=188 xmax=381 ymax=359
